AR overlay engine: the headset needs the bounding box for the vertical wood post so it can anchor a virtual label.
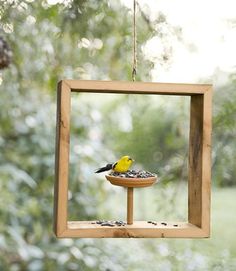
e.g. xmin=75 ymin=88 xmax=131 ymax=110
xmin=127 ymin=187 xmax=134 ymax=225
xmin=54 ymin=81 xmax=71 ymax=236
xmin=188 ymin=94 xmax=203 ymax=227
xmin=188 ymin=89 xmax=212 ymax=233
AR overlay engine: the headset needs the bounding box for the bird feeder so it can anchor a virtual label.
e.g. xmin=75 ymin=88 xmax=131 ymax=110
xmin=54 ymin=80 xmax=212 ymax=238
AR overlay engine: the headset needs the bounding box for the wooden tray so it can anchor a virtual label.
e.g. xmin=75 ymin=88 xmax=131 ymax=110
xmin=105 ymin=175 xmax=157 ymax=188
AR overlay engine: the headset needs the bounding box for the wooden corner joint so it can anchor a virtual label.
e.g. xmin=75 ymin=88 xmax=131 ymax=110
xmin=54 ymin=225 xmax=67 ymax=238
xmin=199 ymin=228 xmax=210 ymax=238
xmin=206 ymin=85 xmax=213 ymax=92
xmin=62 ymin=80 xmax=72 ymax=90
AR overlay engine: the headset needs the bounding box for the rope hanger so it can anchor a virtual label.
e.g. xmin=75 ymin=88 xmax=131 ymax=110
xmin=132 ymin=0 xmax=137 ymax=82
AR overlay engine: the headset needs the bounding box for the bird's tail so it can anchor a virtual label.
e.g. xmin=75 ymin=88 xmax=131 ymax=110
xmin=95 ymin=163 xmax=113 ymax=173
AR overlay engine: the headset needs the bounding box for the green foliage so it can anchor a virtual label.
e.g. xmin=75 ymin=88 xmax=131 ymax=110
xmin=213 ymin=80 xmax=236 ymax=186
xmin=0 ymin=0 xmax=157 ymax=269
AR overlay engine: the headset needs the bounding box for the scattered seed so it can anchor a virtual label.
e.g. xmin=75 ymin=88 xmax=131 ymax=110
xmin=96 ymin=220 xmax=104 ymax=224
xmin=161 ymin=222 xmax=167 ymax=226
xmin=147 ymin=221 xmax=157 ymax=225
xmin=115 ymin=221 xmax=126 ymax=226
xmin=101 ymin=222 xmax=115 ymax=227
xmin=95 ymin=220 xmax=126 ymax=227
xmin=173 ymin=224 xmax=178 ymax=227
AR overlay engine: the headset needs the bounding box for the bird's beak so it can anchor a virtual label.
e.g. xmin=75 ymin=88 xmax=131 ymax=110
xmin=129 ymin=158 xmax=135 ymax=162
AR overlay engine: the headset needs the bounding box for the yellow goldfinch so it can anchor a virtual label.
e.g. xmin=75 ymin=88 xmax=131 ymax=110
xmin=95 ymin=155 xmax=134 ymax=173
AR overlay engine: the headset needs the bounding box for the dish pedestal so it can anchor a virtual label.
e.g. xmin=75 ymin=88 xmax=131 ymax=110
xmin=105 ymin=175 xmax=157 ymax=224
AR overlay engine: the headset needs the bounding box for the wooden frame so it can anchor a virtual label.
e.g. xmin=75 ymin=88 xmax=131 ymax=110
xmin=54 ymin=80 xmax=212 ymax=238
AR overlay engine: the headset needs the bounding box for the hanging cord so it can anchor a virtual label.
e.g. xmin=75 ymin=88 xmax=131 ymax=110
xmin=132 ymin=0 xmax=137 ymax=81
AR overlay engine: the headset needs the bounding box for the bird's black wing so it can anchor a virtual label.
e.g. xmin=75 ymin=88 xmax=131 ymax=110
xmin=95 ymin=163 xmax=113 ymax=173
xmin=112 ymin=162 xmax=117 ymax=170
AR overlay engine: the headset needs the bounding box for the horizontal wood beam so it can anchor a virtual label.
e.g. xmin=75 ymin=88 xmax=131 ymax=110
xmin=62 ymin=80 xmax=211 ymax=96
xmin=55 ymin=221 xmax=209 ymax=238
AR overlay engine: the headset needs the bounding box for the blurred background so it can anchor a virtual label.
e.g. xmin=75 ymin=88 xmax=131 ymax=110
xmin=0 ymin=0 xmax=235 ymax=270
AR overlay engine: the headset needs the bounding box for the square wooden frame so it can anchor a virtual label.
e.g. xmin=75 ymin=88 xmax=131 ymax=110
xmin=54 ymin=80 xmax=212 ymax=238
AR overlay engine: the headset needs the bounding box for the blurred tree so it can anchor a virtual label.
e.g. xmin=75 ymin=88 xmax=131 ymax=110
xmin=0 ymin=0 xmax=178 ymax=270
xmin=213 ymin=77 xmax=236 ymax=187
